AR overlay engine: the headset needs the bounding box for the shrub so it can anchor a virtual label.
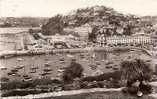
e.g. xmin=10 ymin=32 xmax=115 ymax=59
xmin=62 ymin=60 xmax=84 ymax=83
xmin=121 ymin=59 xmax=153 ymax=85
xmin=1 ymin=81 xmax=33 ymax=90
xmin=42 ymin=14 xmax=64 ymax=35
xmin=1 ymin=78 xmax=62 ymax=90
xmin=82 ymin=71 xmax=122 ymax=82
xmin=81 ymin=71 xmax=122 ymax=88
xmin=1 ymin=77 xmax=10 ymax=82
xmin=2 ymin=90 xmax=43 ymax=97
xmin=120 ymin=59 xmax=153 ymax=95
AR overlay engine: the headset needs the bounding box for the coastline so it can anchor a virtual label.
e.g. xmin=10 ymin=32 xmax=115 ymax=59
xmin=0 ymin=46 xmax=148 ymax=59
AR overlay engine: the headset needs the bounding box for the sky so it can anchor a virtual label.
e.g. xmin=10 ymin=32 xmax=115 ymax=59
xmin=0 ymin=0 xmax=157 ymax=17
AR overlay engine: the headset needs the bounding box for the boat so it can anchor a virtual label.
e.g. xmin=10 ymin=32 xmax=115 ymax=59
xmin=43 ymin=68 xmax=52 ymax=72
xmin=66 ymin=54 xmax=74 ymax=58
xmin=12 ymin=73 xmax=20 ymax=77
xmin=39 ymin=72 xmax=51 ymax=76
xmin=57 ymin=69 xmax=64 ymax=73
xmin=105 ymin=65 xmax=112 ymax=69
xmin=44 ymin=63 xmax=51 ymax=67
xmin=23 ymin=77 xmax=32 ymax=82
xmin=57 ymin=73 xmax=62 ymax=77
xmin=59 ymin=58 xmax=64 ymax=61
xmin=11 ymin=69 xmax=18 ymax=72
xmin=29 ymin=70 xmax=36 ymax=73
xmin=16 ymin=58 xmax=24 ymax=61
xmin=0 ymin=66 xmax=7 ymax=70
xmin=14 ymin=65 xmax=24 ymax=69
xmin=92 ymin=53 xmax=96 ymax=58
xmin=23 ymin=74 xmax=29 ymax=78
xmin=30 ymin=66 xmax=39 ymax=70
xmin=113 ymin=67 xmax=119 ymax=70
xmin=8 ymin=72 xmax=16 ymax=75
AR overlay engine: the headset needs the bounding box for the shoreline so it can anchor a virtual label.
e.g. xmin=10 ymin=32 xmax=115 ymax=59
xmin=0 ymin=47 xmax=117 ymax=59
xmin=0 ymin=47 xmax=145 ymax=59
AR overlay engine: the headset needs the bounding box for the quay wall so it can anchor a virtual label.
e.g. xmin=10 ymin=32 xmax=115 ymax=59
xmin=0 ymin=47 xmax=130 ymax=59
xmin=0 ymin=47 xmax=150 ymax=59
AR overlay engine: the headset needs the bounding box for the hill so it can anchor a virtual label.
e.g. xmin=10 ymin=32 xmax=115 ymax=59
xmin=41 ymin=5 xmax=156 ymax=39
xmin=0 ymin=17 xmax=49 ymax=27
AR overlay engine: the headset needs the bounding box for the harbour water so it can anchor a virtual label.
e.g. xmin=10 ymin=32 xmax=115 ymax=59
xmin=0 ymin=49 xmax=153 ymax=81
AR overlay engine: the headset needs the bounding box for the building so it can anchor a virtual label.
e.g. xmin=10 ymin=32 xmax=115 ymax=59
xmin=97 ymin=34 xmax=106 ymax=47
xmin=46 ymin=34 xmax=75 ymax=43
xmin=97 ymin=33 xmax=157 ymax=47
xmin=64 ymin=23 xmax=92 ymax=40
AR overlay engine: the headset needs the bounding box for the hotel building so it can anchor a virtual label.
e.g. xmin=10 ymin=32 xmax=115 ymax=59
xmin=97 ymin=34 xmax=157 ymax=46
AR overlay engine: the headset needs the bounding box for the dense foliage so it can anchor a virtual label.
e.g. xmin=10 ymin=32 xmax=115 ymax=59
xmin=120 ymin=59 xmax=153 ymax=83
xmin=120 ymin=59 xmax=153 ymax=95
xmin=62 ymin=60 xmax=84 ymax=83
xmin=42 ymin=6 xmax=138 ymax=36
xmin=88 ymin=27 xmax=98 ymax=42
xmin=42 ymin=15 xmax=64 ymax=35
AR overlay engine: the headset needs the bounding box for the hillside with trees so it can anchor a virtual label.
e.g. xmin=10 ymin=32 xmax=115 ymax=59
xmin=42 ymin=5 xmax=157 ymax=43
xmin=41 ymin=15 xmax=64 ymax=35
xmin=42 ymin=6 xmax=141 ymax=36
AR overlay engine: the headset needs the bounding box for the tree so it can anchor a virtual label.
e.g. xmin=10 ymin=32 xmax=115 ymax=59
xmin=121 ymin=59 xmax=153 ymax=95
xmin=121 ymin=59 xmax=153 ymax=82
xmin=88 ymin=26 xmax=98 ymax=42
xmin=123 ymin=24 xmax=134 ymax=35
xmin=42 ymin=14 xmax=64 ymax=35
xmin=62 ymin=59 xmax=84 ymax=84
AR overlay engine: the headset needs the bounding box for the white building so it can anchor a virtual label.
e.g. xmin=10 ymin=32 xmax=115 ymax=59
xmin=64 ymin=23 xmax=92 ymax=40
xmin=97 ymin=33 xmax=156 ymax=46
xmin=46 ymin=34 xmax=76 ymax=44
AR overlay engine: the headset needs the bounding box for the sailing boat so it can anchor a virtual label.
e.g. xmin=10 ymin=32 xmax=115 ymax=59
xmin=29 ymin=65 xmax=37 ymax=73
xmin=23 ymin=65 xmax=32 ymax=81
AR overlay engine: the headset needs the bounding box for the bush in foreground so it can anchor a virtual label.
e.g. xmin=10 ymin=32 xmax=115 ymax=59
xmin=62 ymin=59 xmax=84 ymax=84
xmin=121 ymin=59 xmax=153 ymax=96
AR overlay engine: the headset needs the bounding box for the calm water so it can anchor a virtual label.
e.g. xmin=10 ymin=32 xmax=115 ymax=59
xmin=0 ymin=50 xmax=152 ymax=81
